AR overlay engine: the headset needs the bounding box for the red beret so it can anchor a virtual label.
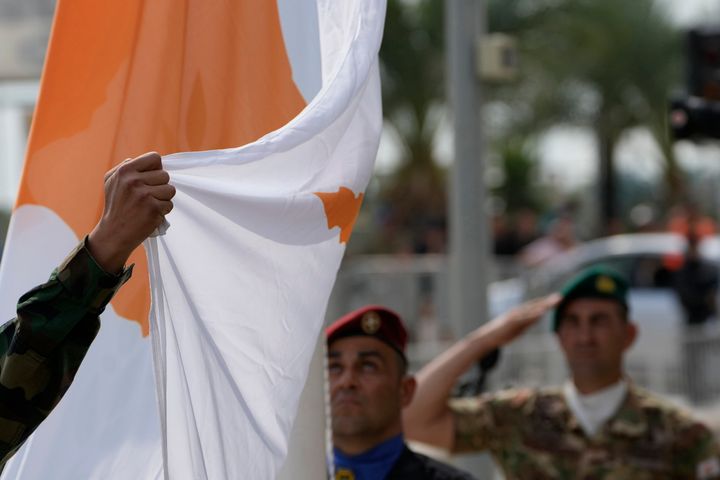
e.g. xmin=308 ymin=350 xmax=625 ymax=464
xmin=326 ymin=305 xmax=408 ymax=359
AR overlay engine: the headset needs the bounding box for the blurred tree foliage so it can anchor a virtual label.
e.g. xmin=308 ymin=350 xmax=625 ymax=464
xmin=374 ymin=0 xmax=446 ymax=253
xmin=374 ymin=0 xmax=683 ymax=252
xmin=490 ymin=0 xmax=683 ymax=230
xmin=491 ymin=138 xmax=546 ymax=214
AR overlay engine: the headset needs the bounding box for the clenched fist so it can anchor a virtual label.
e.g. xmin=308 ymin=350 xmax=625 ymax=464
xmin=87 ymin=152 xmax=176 ymax=273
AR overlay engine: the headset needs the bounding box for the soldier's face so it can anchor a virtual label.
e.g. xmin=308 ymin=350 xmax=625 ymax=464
xmin=556 ymin=299 xmax=636 ymax=381
xmin=327 ymin=336 xmax=415 ymax=448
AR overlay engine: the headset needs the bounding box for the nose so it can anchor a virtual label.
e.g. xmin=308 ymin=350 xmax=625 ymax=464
xmin=333 ymin=367 xmax=359 ymax=391
xmin=576 ymin=320 xmax=594 ymax=344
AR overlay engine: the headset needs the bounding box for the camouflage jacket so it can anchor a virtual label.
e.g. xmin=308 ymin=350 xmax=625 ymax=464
xmin=450 ymin=384 xmax=720 ymax=479
xmin=0 ymin=238 xmax=131 ymax=467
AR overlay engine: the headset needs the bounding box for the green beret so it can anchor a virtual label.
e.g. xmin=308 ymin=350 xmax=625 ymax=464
xmin=553 ymin=265 xmax=629 ymax=331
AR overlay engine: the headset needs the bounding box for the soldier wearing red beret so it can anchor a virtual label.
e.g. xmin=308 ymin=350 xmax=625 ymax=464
xmin=327 ymin=305 xmax=475 ymax=480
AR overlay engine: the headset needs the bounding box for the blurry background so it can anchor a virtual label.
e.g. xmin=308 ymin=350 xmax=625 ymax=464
xmin=325 ymin=0 xmax=720 ymax=412
xmin=2 ymin=0 xmax=720 ymax=476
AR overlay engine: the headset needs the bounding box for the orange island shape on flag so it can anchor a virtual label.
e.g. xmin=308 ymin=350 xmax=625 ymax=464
xmin=315 ymin=186 xmax=365 ymax=244
xmin=14 ymin=0 xmax=306 ymax=336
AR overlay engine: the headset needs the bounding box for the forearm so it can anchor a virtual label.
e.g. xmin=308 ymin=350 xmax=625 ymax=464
xmin=404 ymin=294 xmax=560 ymax=448
xmin=0 ymin=238 xmax=131 ymax=465
xmin=0 ymin=152 xmax=170 ymax=469
xmin=0 ymin=311 xmax=100 ymax=468
xmin=14 ymin=238 xmax=130 ymax=348
xmin=408 ymin=325 xmax=501 ymax=421
xmin=87 ymin=223 xmax=135 ymax=275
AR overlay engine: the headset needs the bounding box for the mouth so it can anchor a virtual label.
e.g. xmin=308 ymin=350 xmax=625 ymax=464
xmin=571 ymin=350 xmax=603 ymax=363
xmin=575 ymin=347 xmax=598 ymax=352
xmin=573 ymin=343 xmax=600 ymax=352
xmin=333 ymin=396 xmax=362 ymax=407
xmin=332 ymin=393 xmax=364 ymax=411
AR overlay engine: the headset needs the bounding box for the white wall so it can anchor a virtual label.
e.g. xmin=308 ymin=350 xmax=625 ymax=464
xmin=0 ymin=80 xmax=37 ymax=210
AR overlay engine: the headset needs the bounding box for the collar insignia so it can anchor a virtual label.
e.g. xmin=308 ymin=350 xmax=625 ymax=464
xmin=336 ymin=468 xmax=356 ymax=480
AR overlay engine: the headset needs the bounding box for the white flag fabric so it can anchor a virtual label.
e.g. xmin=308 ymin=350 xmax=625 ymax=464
xmin=145 ymin=1 xmax=384 ymax=479
xmin=0 ymin=0 xmax=384 ymax=478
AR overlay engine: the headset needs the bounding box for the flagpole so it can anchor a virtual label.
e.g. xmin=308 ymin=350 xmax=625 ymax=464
xmin=446 ymin=0 xmax=490 ymax=344
xmin=277 ymin=336 xmax=327 ymax=480
xmin=446 ymin=0 xmax=494 ymax=475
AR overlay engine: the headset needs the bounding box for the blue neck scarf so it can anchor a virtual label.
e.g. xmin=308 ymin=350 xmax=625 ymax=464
xmin=333 ymin=434 xmax=404 ymax=480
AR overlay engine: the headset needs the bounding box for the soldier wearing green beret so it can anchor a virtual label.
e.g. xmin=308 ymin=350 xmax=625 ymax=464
xmin=405 ymin=266 xmax=720 ymax=479
xmin=0 ymin=152 xmax=175 ymax=468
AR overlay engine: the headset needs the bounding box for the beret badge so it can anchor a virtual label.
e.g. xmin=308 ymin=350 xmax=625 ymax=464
xmin=595 ymin=275 xmax=616 ymax=294
xmin=361 ymin=311 xmax=381 ymax=334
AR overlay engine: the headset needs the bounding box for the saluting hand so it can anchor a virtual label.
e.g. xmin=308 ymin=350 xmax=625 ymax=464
xmin=480 ymin=293 xmax=562 ymax=347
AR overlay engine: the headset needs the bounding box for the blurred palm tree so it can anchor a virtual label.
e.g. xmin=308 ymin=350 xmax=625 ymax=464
xmin=492 ymin=138 xmax=547 ymax=213
xmin=490 ymin=0 xmax=682 ymax=233
xmin=376 ymin=0 xmax=682 ymax=250
xmin=376 ymin=0 xmax=447 ymax=252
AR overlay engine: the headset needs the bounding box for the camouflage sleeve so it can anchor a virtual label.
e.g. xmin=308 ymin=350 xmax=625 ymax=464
xmin=675 ymin=421 xmax=720 ymax=480
xmin=0 ymin=237 xmax=132 ymax=466
xmin=449 ymin=389 xmax=530 ymax=454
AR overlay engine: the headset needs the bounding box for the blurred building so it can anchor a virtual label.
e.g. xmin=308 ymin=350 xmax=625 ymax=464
xmin=0 ymin=0 xmax=53 ymax=210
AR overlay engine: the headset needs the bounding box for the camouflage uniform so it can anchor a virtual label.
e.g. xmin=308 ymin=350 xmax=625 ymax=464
xmin=450 ymin=384 xmax=720 ymax=479
xmin=0 ymin=238 xmax=131 ymax=468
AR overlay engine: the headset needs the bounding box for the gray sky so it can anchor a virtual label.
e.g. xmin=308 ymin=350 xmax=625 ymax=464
xmin=661 ymin=0 xmax=720 ymax=26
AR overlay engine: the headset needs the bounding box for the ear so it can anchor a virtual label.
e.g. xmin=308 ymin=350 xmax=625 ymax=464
xmin=400 ymin=375 xmax=417 ymax=408
xmin=623 ymin=322 xmax=638 ymax=351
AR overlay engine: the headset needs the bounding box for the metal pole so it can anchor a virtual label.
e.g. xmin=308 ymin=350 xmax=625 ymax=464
xmin=446 ymin=0 xmax=490 ymax=337
xmin=277 ymin=335 xmax=327 ymax=480
xmin=446 ymin=0 xmax=494 ymax=476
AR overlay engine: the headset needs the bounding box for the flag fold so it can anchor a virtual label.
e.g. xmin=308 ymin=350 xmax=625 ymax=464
xmin=146 ymin=1 xmax=384 ymax=478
